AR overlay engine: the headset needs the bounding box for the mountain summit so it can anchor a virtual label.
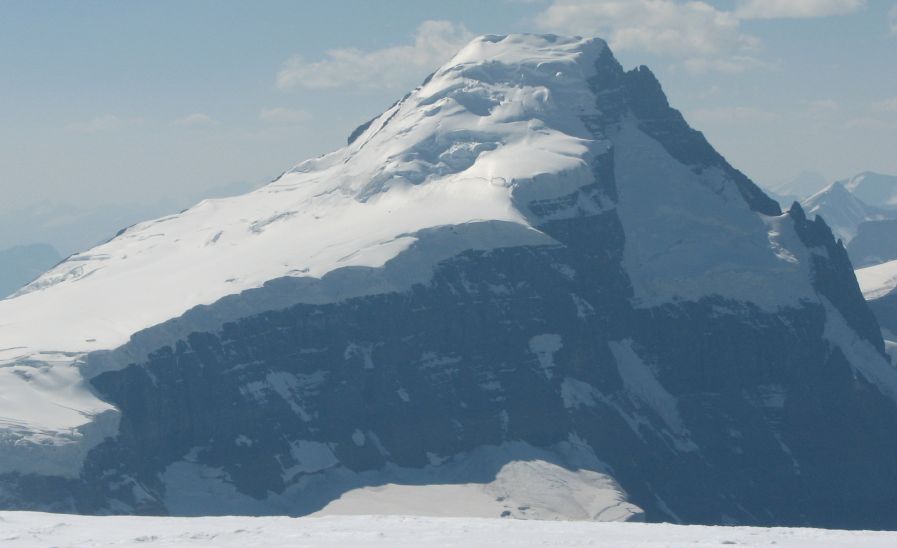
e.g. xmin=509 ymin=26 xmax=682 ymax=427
xmin=801 ymin=181 xmax=893 ymax=242
xmin=2 ymin=34 xmax=897 ymax=528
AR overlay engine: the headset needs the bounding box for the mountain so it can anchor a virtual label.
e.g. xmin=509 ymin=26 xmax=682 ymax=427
xmin=766 ymin=170 xmax=828 ymax=203
xmin=848 ymin=219 xmax=897 ymax=268
xmin=800 ymin=182 xmax=895 ymax=243
xmin=839 ymin=172 xmax=897 ymax=210
xmin=2 ymin=34 xmax=897 ymax=528
xmin=855 ymin=260 xmax=897 ymax=365
xmin=0 ymin=243 xmax=61 ymax=297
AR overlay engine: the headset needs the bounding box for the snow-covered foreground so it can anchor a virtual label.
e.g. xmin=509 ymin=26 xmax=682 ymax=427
xmin=1 ymin=512 xmax=896 ymax=547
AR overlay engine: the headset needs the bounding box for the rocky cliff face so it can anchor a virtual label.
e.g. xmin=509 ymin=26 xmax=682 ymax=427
xmin=2 ymin=35 xmax=897 ymax=529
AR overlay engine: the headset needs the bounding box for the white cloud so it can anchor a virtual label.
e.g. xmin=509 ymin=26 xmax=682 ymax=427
xmin=806 ymin=99 xmax=840 ymax=116
xmin=844 ymin=117 xmax=889 ymax=130
xmin=534 ymin=0 xmax=866 ymax=72
xmin=276 ymin=20 xmax=472 ymax=91
xmin=890 ymin=4 xmax=897 ymax=33
xmin=683 ymin=55 xmax=771 ymax=73
xmin=533 ymin=0 xmax=763 ymax=73
xmin=173 ymin=113 xmax=216 ymax=127
xmin=873 ymin=97 xmax=897 ymax=112
xmin=67 ymin=114 xmax=125 ymax=133
xmin=736 ymin=0 xmax=865 ymax=19
xmin=689 ymin=106 xmax=780 ymax=124
xmin=259 ymin=107 xmax=310 ymax=125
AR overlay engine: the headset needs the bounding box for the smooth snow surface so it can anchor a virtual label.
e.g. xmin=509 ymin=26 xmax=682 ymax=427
xmin=312 ymin=457 xmax=640 ymax=522
xmin=160 ymin=441 xmax=642 ymax=522
xmin=2 ymin=512 xmax=897 ymax=547
xmin=857 ymin=259 xmax=897 ymax=300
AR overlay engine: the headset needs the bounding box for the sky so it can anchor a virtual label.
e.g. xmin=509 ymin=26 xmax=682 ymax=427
xmin=1 ymin=0 xmax=896 ymax=251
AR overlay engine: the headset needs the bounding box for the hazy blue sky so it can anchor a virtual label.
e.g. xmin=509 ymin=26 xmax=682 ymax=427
xmin=2 ymin=0 xmax=896 ymax=223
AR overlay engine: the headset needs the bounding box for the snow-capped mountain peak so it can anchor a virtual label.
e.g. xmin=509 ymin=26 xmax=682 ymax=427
xmin=2 ymin=34 xmax=896 ymax=529
xmin=801 ymin=181 xmax=891 ymax=242
xmin=840 ymin=171 xmax=897 ymax=209
xmin=1 ymin=35 xmax=609 ymax=363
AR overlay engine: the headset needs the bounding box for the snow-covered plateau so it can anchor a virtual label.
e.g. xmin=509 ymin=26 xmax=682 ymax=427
xmin=2 ymin=512 xmax=897 ymax=547
xmin=2 ymin=33 xmax=897 ymax=529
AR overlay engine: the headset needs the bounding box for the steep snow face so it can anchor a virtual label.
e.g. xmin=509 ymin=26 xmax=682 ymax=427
xmin=801 ymin=182 xmax=893 ymax=243
xmin=613 ymin=121 xmax=815 ymax=309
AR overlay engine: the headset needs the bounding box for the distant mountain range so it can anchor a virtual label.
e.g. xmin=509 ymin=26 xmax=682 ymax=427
xmin=841 ymin=172 xmax=897 ymax=208
xmin=848 ymin=220 xmax=897 ymax=268
xmin=766 ymin=170 xmax=828 ymax=204
xmin=768 ymin=172 xmax=897 ymax=269
xmin=801 ymin=181 xmax=894 ymax=243
xmin=0 ymin=181 xmax=261 ymax=257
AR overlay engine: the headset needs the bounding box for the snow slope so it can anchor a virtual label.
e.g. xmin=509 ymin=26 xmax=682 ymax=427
xmin=1 ymin=512 xmax=896 ymax=547
xmin=856 ymin=260 xmax=897 ymax=300
xmin=0 ymin=35 xmax=603 ymax=466
xmin=0 ymin=35 xmax=604 ymax=361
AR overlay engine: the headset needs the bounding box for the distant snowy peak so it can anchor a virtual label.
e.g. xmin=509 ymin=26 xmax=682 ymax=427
xmin=839 ymin=171 xmax=897 ymax=209
xmin=801 ymin=181 xmax=893 ymax=242
xmin=767 ymin=170 xmax=828 ymax=202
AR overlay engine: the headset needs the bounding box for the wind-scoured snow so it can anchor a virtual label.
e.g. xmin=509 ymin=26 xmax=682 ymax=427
xmin=2 ymin=512 xmax=897 ymax=547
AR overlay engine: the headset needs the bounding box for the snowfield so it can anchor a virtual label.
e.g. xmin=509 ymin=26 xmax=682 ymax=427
xmin=1 ymin=512 xmax=896 ymax=547
xmin=857 ymin=259 xmax=897 ymax=300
